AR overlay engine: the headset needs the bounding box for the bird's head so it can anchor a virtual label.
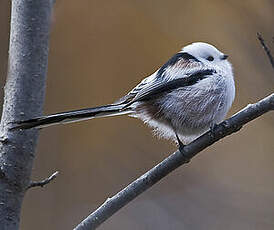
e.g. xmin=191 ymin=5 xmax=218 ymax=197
xmin=182 ymin=42 xmax=232 ymax=74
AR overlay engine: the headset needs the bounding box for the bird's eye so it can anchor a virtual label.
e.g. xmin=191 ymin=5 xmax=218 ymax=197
xmin=206 ymin=56 xmax=214 ymax=61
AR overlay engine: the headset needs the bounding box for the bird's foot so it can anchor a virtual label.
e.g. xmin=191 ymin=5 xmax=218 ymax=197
xmin=209 ymin=123 xmax=219 ymax=139
xmin=210 ymin=123 xmax=218 ymax=132
xmin=175 ymin=132 xmax=190 ymax=163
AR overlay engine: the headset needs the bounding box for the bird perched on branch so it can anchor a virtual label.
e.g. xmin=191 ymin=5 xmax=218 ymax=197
xmin=12 ymin=42 xmax=235 ymax=150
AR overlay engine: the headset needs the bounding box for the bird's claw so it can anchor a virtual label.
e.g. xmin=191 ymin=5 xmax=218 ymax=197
xmin=210 ymin=123 xmax=218 ymax=132
xmin=175 ymin=132 xmax=190 ymax=163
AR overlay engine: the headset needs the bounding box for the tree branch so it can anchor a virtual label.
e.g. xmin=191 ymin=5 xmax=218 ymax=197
xmin=28 ymin=171 xmax=59 ymax=189
xmin=74 ymin=94 xmax=274 ymax=230
xmin=74 ymin=33 xmax=274 ymax=230
xmin=257 ymin=32 xmax=274 ymax=69
xmin=0 ymin=1 xmax=53 ymax=229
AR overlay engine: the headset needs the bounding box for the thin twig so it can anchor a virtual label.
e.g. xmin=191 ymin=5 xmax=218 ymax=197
xmin=257 ymin=32 xmax=274 ymax=69
xmin=74 ymin=93 xmax=274 ymax=230
xmin=28 ymin=171 xmax=59 ymax=189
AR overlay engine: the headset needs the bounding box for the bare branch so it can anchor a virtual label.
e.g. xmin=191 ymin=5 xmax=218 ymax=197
xmin=74 ymin=93 xmax=274 ymax=230
xmin=257 ymin=32 xmax=274 ymax=69
xmin=74 ymin=33 xmax=274 ymax=230
xmin=28 ymin=171 xmax=59 ymax=189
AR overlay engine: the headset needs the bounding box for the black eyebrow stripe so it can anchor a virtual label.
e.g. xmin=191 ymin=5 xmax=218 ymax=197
xmin=123 ymin=69 xmax=215 ymax=108
xmin=157 ymin=52 xmax=200 ymax=79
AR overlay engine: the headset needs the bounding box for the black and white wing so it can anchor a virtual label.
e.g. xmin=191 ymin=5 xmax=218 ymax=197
xmin=120 ymin=51 xmax=214 ymax=108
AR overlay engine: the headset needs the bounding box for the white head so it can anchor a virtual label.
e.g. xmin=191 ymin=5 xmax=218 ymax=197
xmin=182 ymin=42 xmax=232 ymax=74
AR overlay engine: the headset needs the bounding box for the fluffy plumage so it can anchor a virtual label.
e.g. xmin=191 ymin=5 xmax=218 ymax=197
xmin=13 ymin=42 xmax=235 ymax=144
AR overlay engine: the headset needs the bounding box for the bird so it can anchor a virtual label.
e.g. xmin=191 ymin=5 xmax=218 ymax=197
xmin=12 ymin=42 xmax=235 ymax=151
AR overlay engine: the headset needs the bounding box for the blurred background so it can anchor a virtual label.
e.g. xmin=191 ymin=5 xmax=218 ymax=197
xmin=0 ymin=0 xmax=274 ymax=229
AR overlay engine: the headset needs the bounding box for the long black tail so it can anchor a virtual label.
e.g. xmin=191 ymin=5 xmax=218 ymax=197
xmin=11 ymin=104 xmax=132 ymax=130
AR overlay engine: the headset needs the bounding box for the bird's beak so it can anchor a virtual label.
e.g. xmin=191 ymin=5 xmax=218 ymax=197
xmin=221 ymin=54 xmax=229 ymax=60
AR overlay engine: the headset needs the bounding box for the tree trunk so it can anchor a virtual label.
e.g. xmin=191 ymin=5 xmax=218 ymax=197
xmin=0 ymin=1 xmax=53 ymax=229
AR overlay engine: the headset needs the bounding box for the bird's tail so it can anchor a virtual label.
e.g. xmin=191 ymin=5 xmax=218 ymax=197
xmin=11 ymin=104 xmax=132 ymax=130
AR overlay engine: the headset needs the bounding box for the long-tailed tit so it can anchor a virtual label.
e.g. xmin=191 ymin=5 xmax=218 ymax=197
xmin=13 ymin=42 xmax=235 ymax=149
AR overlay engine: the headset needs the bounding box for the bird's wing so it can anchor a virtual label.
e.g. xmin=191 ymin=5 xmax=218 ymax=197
xmin=120 ymin=52 xmax=213 ymax=108
xmin=116 ymin=72 xmax=157 ymax=104
xmin=123 ymin=69 xmax=215 ymax=108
